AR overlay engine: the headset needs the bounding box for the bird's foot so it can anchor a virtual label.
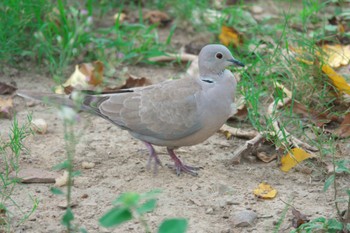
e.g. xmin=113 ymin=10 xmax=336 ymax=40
xmin=166 ymin=148 xmax=202 ymax=176
xmin=143 ymin=142 xmax=162 ymax=174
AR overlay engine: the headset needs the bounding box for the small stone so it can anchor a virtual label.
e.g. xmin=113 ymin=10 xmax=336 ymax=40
xmin=81 ymin=194 xmax=88 ymax=199
xmin=55 ymin=171 xmax=69 ymax=187
xmin=250 ymin=6 xmax=263 ymax=14
xmin=31 ymin=118 xmax=48 ymax=134
xmin=57 ymin=200 xmax=78 ymax=209
xmin=231 ymin=210 xmax=257 ymax=227
xmin=82 ymin=161 xmax=95 ymax=169
xmin=205 ymin=207 xmax=214 ymax=215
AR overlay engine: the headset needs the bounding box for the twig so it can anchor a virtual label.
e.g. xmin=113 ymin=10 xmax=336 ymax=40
xmin=219 ymin=124 xmax=258 ymax=139
xmin=148 ymin=53 xmax=197 ymax=62
xmin=230 ymin=133 xmax=264 ymax=164
xmin=267 ymin=83 xmax=319 ymax=152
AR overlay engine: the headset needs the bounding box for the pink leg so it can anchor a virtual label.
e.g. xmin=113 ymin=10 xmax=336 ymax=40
xmin=166 ymin=148 xmax=201 ymax=176
xmin=143 ymin=142 xmax=162 ymax=174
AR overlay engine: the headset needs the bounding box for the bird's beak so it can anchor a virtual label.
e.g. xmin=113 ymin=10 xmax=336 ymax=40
xmin=227 ymin=58 xmax=245 ymax=67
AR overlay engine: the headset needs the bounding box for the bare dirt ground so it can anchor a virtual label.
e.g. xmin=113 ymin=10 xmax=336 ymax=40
xmin=1 ymin=61 xmax=348 ymax=233
xmin=1 ymin=2 xmax=350 ymax=232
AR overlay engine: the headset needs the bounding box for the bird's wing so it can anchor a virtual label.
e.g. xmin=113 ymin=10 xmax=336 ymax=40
xmin=84 ymin=78 xmax=204 ymax=141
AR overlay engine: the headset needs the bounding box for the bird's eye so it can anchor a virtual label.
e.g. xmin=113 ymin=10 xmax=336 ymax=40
xmin=215 ymin=52 xmax=223 ymax=59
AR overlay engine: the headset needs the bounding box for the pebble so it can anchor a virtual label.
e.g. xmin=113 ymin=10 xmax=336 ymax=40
xmin=31 ymin=118 xmax=48 ymax=134
xmin=82 ymin=161 xmax=96 ymax=169
xmin=250 ymin=6 xmax=263 ymax=14
xmin=205 ymin=207 xmax=214 ymax=215
xmin=231 ymin=210 xmax=257 ymax=227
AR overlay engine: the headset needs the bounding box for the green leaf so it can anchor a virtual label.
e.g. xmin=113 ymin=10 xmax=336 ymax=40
xmin=61 ymin=208 xmax=74 ymax=227
xmin=327 ymin=218 xmax=343 ymax=230
xmin=158 ymin=218 xmax=188 ymax=233
xmin=347 ymin=189 xmax=350 ymax=197
xmin=79 ymin=227 xmax=88 ymax=233
xmin=323 ymin=174 xmax=335 ymax=192
xmin=99 ymin=207 xmax=132 ymax=228
xmin=113 ymin=192 xmax=140 ymax=207
xmin=50 ymin=187 xmax=64 ymax=195
xmin=140 ymin=189 xmax=161 ymax=199
xmin=53 ymin=160 xmax=69 ymax=170
xmin=136 ymin=199 xmax=157 ymax=215
xmin=72 ymin=170 xmax=81 ymax=177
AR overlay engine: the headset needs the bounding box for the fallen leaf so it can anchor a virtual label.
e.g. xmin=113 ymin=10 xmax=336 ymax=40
xmin=113 ymin=12 xmax=126 ymax=23
xmin=288 ymin=101 xmax=339 ymax=127
xmin=291 ymin=207 xmax=309 ymax=228
xmin=289 ymin=45 xmax=314 ymax=65
xmin=219 ymin=25 xmax=243 ymax=47
xmin=321 ymin=64 xmax=350 ymax=95
xmin=55 ymin=61 xmax=104 ymax=94
xmin=321 ymin=44 xmax=350 ymax=68
xmin=0 ymin=97 xmax=13 ymax=119
xmin=256 ymin=152 xmax=277 ymax=163
xmin=253 ymin=182 xmax=277 ymax=199
xmin=333 ymin=112 xmax=350 ymax=138
xmin=280 ymin=148 xmax=312 ymax=172
xmin=144 ymin=10 xmax=171 ymax=27
xmin=0 ymin=82 xmax=17 ymax=95
xmin=0 ymin=207 xmax=6 ymax=225
xmin=102 ymin=75 xmax=152 ymax=93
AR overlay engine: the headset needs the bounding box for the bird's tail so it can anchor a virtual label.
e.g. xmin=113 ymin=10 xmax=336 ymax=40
xmin=17 ymin=90 xmax=77 ymax=109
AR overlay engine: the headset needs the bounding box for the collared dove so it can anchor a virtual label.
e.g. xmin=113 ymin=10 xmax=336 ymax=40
xmin=17 ymin=44 xmax=244 ymax=176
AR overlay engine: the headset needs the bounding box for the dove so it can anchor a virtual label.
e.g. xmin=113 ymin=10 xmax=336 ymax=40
xmin=17 ymin=44 xmax=244 ymax=176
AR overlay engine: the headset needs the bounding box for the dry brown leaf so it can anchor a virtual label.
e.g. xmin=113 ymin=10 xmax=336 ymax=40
xmin=288 ymin=101 xmax=339 ymax=127
xmin=291 ymin=208 xmax=309 ymax=228
xmin=103 ymin=75 xmax=152 ymax=93
xmin=0 ymin=97 xmax=13 ymax=119
xmin=253 ymin=182 xmax=277 ymax=199
xmin=256 ymin=152 xmax=277 ymax=163
xmin=280 ymin=148 xmax=312 ymax=172
xmin=144 ymin=10 xmax=171 ymax=27
xmin=0 ymin=82 xmax=17 ymax=95
xmin=333 ymin=112 xmax=350 ymax=138
xmin=219 ymin=25 xmax=243 ymax=47
xmin=321 ymin=44 xmax=350 ymax=68
xmin=55 ymin=61 xmax=104 ymax=94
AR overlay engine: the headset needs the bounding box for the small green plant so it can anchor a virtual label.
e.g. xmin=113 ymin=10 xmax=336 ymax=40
xmin=291 ymin=217 xmax=350 ymax=233
xmin=50 ymin=106 xmax=83 ymax=233
xmin=99 ymin=190 xmax=188 ymax=233
xmin=0 ymin=114 xmax=38 ymax=232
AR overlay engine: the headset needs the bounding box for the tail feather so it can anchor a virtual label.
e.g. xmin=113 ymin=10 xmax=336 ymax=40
xmin=17 ymin=90 xmax=76 ymax=109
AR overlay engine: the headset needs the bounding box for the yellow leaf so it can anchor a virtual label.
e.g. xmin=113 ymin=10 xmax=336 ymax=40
xmin=289 ymin=45 xmax=315 ymax=65
xmin=253 ymin=182 xmax=277 ymax=199
xmin=321 ymin=64 xmax=350 ymax=95
xmin=321 ymin=44 xmax=350 ymax=68
xmin=219 ymin=25 xmax=242 ymax=47
xmin=280 ymin=148 xmax=311 ymax=172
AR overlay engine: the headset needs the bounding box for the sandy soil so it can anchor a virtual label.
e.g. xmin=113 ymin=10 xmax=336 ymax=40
xmin=0 ymin=61 xmax=348 ymax=233
xmin=1 ymin=2 xmax=350 ymax=231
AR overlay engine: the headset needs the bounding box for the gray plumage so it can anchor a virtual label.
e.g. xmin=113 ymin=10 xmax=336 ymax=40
xmin=17 ymin=44 xmax=244 ymax=176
